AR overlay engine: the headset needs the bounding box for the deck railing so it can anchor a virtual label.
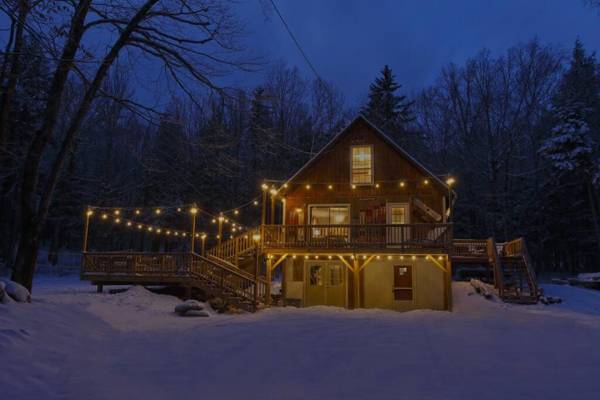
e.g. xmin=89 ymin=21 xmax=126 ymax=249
xmin=81 ymin=252 xmax=267 ymax=306
xmin=261 ymin=223 xmax=452 ymax=252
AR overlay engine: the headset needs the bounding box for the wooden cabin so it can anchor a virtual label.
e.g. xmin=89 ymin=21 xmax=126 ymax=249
xmin=261 ymin=115 xmax=454 ymax=311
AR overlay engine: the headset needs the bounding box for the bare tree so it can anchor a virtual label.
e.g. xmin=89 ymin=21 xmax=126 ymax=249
xmin=10 ymin=0 xmax=250 ymax=290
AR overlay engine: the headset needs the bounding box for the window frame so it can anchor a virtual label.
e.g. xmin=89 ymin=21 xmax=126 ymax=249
xmin=350 ymin=144 xmax=374 ymax=186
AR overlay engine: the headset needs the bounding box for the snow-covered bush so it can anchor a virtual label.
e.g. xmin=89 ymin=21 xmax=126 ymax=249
xmin=0 ymin=278 xmax=31 ymax=303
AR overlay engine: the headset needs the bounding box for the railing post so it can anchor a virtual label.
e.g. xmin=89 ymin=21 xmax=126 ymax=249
xmin=266 ymin=257 xmax=272 ymax=306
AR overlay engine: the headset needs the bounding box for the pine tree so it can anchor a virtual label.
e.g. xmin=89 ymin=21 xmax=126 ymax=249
xmin=363 ymin=65 xmax=414 ymax=128
xmin=540 ymin=39 xmax=600 ymax=263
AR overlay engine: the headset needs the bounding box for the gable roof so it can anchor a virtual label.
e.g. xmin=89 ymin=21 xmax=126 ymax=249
xmin=281 ymin=114 xmax=454 ymax=194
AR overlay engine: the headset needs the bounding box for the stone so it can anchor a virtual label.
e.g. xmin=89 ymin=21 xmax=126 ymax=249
xmin=174 ymin=299 xmax=204 ymax=315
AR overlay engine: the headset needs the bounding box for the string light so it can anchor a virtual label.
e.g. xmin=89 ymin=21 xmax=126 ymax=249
xmin=424 ymin=179 xmax=429 ymax=185
xmin=201 ymin=234 xmax=207 ymax=240
xmin=155 ymin=209 xmax=161 ymax=215
xmin=234 ymin=210 xmax=239 ymax=215
xmin=190 ymin=207 xmax=198 ymax=215
xmin=305 ymin=184 xmax=311 ymax=190
xmin=174 ymin=232 xmax=179 ymax=236
xmin=253 ymin=200 xmax=258 ymax=206
xmin=86 ymin=210 xmax=94 ymax=217
xmin=446 ymin=177 xmax=455 ymax=186
xmin=399 ymin=181 xmax=405 ymax=188
xmin=212 ymin=219 xmax=216 ymax=223
xmin=126 ymin=221 xmax=132 ymax=227
xmin=135 ymin=209 xmax=141 ymax=215
xmin=148 ymin=227 xmax=153 ymax=232
xmin=261 ymin=183 xmax=269 ymax=190
xmin=167 ymin=230 xmax=171 ymax=235
xmin=328 ymin=184 xmax=333 ymax=190
xmin=283 ymin=183 xmax=288 ymax=188
xmin=269 ymin=188 xmax=277 ymax=196
xmin=375 ymin=183 xmax=380 ymax=188
xmin=115 ymin=218 xmax=121 ymax=224
xmin=156 ymin=228 xmax=162 ymax=234
xmin=177 ymin=207 xmax=182 ymax=212
xmin=137 ymin=224 xmax=143 ymax=229
xmin=304 ymin=255 xmax=309 ymax=259
xmin=102 ymin=213 xmax=108 ymax=220
xmin=114 ymin=210 xmax=120 ymax=216
xmin=411 ymin=255 xmax=416 ymax=260
xmin=182 ymin=233 xmax=187 ymax=237
xmin=352 ymin=184 xmax=357 ymax=189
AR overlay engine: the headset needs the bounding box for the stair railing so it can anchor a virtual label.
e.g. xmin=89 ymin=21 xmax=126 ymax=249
xmin=486 ymin=237 xmax=504 ymax=297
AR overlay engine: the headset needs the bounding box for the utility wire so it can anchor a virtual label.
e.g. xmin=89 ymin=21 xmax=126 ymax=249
xmin=269 ymin=0 xmax=323 ymax=82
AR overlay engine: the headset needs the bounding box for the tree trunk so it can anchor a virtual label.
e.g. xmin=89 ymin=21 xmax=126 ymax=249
xmin=586 ymin=179 xmax=600 ymax=252
xmin=11 ymin=0 xmax=92 ymax=291
xmin=0 ymin=0 xmax=29 ymax=157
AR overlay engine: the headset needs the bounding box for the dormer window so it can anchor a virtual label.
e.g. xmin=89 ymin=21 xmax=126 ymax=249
xmin=351 ymin=145 xmax=373 ymax=184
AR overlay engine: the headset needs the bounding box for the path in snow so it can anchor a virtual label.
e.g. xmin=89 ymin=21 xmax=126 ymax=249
xmin=1 ymin=275 xmax=599 ymax=400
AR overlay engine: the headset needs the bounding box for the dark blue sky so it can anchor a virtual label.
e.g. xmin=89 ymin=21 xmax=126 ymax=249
xmin=232 ymin=0 xmax=600 ymax=106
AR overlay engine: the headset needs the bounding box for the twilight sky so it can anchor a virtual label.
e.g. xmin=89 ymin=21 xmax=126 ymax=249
xmin=232 ymin=0 xmax=600 ymax=106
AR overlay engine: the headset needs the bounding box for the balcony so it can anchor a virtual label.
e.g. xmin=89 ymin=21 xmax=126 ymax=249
xmin=261 ymin=223 xmax=452 ymax=253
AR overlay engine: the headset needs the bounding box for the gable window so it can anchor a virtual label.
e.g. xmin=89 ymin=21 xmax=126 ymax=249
xmin=351 ymin=145 xmax=373 ymax=184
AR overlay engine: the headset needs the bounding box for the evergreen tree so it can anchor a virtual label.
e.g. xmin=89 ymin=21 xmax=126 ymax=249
xmin=363 ymin=65 xmax=414 ymax=128
xmin=539 ymin=39 xmax=600 ymax=266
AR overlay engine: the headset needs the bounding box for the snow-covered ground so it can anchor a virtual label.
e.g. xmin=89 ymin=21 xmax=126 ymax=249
xmin=2 ymin=275 xmax=600 ymax=400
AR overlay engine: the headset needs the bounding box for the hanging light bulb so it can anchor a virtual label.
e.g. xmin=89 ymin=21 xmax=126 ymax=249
xmin=234 ymin=210 xmax=239 ymax=215
xmin=166 ymin=230 xmax=171 ymax=235
xmin=155 ymin=209 xmax=161 ymax=215
xmin=375 ymin=183 xmax=380 ymax=188
xmin=114 ymin=210 xmax=120 ymax=216
xmin=177 ymin=207 xmax=182 ymax=212
xmin=147 ymin=226 xmax=153 ymax=232
xmin=115 ymin=218 xmax=121 ymax=224
xmin=101 ymin=213 xmax=108 ymax=220
xmin=261 ymin=183 xmax=269 ymax=190
xmin=253 ymin=200 xmax=259 ymax=206
xmin=137 ymin=224 xmax=143 ymax=229
xmin=135 ymin=209 xmax=141 ymax=215
xmin=328 ymin=184 xmax=333 ymax=190
xmin=182 ymin=233 xmax=187 ymax=237
xmin=423 ymin=179 xmax=429 ymax=185
xmin=305 ymin=184 xmax=311 ymax=190
xmin=126 ymin=221 xmax=132 ymax=227
xmin=86 ymin=210 xmax=94 ymax=217
xmin=399 ymin=181 xmax=405 ymax=188
xmin=156 ymin=228 xmax=162 ymax=234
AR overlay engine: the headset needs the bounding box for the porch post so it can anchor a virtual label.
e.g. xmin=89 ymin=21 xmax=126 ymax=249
xmin=352 ymin=258 xmax=361 ymax=309
xmin=266 ymin=257 xmax=272 ymax=306
xmin=445 ymin=258 xmax=453 ymax=311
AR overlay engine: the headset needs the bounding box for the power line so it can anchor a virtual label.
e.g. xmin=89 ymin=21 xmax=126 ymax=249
xmin=269 ymin=0 xmax=323 ymax=82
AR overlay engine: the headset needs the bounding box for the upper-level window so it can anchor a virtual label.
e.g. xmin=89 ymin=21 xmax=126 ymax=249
xmin=351 ymin=145 xmax=373 ymax=184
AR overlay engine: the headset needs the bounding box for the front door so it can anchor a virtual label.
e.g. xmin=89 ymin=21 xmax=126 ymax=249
xmin=305 ymin=262 xmax=347 ymax=307
xmin=386 ymin=203 xmax=410 ymax=245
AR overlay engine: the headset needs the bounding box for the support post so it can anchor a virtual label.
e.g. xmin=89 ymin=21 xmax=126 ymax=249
xmin=446 ymin=258 xmax=453 ymax=311
xmin=190 ymin=204 xmax=197 ymax=253
xmin=281 ymin=258 xmax=288 ymax=306
xmin=217 ymin=215 xmax=223 ymax=247
xmin=83 ymin=209 xmax=92 ymax=252
xmin=261 ymin=187 xmax=267 ymax=226
xmin=270 ymin=193 xmax=276 ymax=224
xmin=254 ymin=244 xmax=260 ymax=312
xmin=201 ymin=236 xmax=206 ymax=257
xmin=96 ymin=284 xmax=103 ymax=293
xmin=266 ymin=257 xmax=272 ymax=306
xmin=352 ymin=259 xmax=360 ymax=309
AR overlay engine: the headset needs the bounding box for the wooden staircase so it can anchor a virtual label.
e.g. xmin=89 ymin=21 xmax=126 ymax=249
xmin=81 ymin=251 xmax=268 ymax=312
xmin=188 ymin=253 xmax=267 ymax=312
xmin=452 ymin=237 xmax=539 ymax=304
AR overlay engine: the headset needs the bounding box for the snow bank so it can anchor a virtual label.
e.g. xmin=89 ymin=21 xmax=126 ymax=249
xmin=577 ymin=272 xmax=600 ymax=281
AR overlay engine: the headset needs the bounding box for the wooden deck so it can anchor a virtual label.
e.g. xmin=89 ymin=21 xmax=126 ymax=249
xmin=81 ymin=252 xmax=268 ymax=311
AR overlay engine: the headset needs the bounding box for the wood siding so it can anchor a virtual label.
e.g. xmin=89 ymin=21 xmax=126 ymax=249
xmin=280 ymin=118 xmax=446 ymax=225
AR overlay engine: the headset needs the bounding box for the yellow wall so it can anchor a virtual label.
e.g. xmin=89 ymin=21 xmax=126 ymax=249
xmin=284 ymin=259 xmax=304 ymax=302
xmin=363 ymin=258 xmax=447 ymax=311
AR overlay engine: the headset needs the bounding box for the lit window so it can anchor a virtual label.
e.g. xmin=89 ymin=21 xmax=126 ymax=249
xmin=351 ymin=146 xmax=373 ymax=184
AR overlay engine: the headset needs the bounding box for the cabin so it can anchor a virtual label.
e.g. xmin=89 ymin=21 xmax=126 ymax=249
xmin=261 ymin=115 xmax=453 ymax=311
xmin=81 ymin=115 xmax=539 ymax=312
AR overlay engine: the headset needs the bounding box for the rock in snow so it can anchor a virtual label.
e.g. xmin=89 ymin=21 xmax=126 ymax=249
xmin=0 ymin=278 xmax=31 ymax=303
xmin=174 ymin=299 xmax=208 ymax=317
